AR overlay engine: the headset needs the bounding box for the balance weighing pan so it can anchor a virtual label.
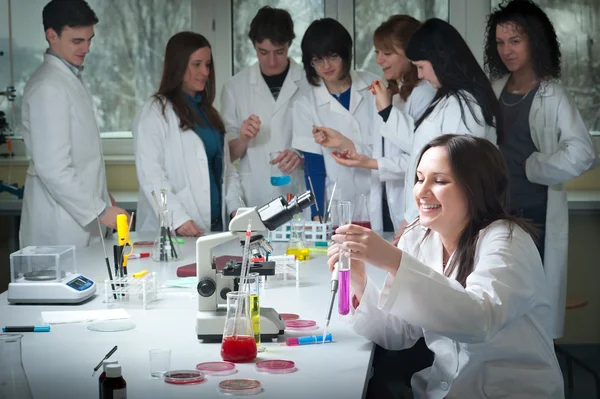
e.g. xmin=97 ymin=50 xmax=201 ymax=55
xmin=23 ymin=270 xmax=66 ymax=281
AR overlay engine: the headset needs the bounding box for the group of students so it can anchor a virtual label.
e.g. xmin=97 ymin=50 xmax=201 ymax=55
xmin=18 ymin=0 xmax=595 ymax=397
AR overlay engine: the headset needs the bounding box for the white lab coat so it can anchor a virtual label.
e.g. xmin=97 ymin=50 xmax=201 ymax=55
xmin=133 ymin=97 xmax=243 ymax=233
xmin=221 ymin=60 xmax=310 ymax=207
xmin=380 ymin=91 xmax=497 ymax=222
xmin=346 ymin=220 xmax=564 ymax=398
xmin=292 ymin=71 xmax=384 ymax=231
xmin=493 ymin=76 xmax=596 ymax=338
xmin=19 ymin=54 xmax=110 ymax=249
xmin=373 ymin=82 xmax=436 ymax=230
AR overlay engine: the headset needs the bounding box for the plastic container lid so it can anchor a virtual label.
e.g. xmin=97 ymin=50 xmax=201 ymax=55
xmin=255 ymin=360 xmax=297 ymax=374
xmin=218 ymin=379 xmax=262 ymax=396
xmin=102 ymin=360 xmax=118 ymax=371
xmin=285 ymin=319 xmax=317 ymax=331
xmin=279 ymin=313 xmax=300 ymax=321
xmin=195 ymin=361 xmax=237 ymax=376
xmin=163 ymin=370 xmax=206 ymax=385
xmin=105 ymin=364 xmax=121 ymax=378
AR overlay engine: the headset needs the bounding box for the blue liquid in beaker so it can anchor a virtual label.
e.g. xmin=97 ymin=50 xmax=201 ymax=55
xmin=270 ymin=176 xmax=291 ymax=186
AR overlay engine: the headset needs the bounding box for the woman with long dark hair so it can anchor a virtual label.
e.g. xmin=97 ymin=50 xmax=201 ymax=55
xmin=330 ymin=134 xmax=563 ymax=398
xmin=134 ymin=32 xmax=242 ymax=235
xmin=485 ymin=0 xmax=595 ymax=339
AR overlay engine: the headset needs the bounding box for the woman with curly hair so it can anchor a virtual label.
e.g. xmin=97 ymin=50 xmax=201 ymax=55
xmin=485 ymin=0 xmax=595 ymax=339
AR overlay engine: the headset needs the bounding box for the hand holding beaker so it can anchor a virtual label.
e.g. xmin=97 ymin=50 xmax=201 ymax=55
xmin=269 ymin=151 xmax=291 ymax=186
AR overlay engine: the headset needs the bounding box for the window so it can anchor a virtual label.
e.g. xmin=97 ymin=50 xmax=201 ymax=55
xmin=353 ymin=0 xmax=449 ymax=76
xmin=231 ymin=0 xmax=325 ymax=74
xmin=491 ymin=0 xmax=600 ymax=132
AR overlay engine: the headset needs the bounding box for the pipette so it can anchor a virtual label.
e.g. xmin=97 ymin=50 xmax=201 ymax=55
xmin=95 ymin=206 xmax=116 ymax=299
xmin=323 ymin=181 xmax=337 ymax=224
xmin=322 ymin=262 xmax=340 ymax=343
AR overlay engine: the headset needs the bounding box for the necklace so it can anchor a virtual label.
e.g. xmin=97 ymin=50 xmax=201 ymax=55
xmin=501 ymin=87 xmax=534 ymax=107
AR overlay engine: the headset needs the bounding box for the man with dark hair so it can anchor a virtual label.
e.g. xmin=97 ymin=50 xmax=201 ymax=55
xmin=221 ymin=6 xmax=309 ymax=208
xmin=19 ymin=0 xmax=128 ymax=248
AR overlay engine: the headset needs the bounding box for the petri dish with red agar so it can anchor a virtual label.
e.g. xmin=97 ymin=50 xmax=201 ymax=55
xmin=279 ymin=313 xmax=300 ymax=321
xmin=218 ymin=379 xmax=263 ymax=396
xmin=163 ymin=370 xmax=206 ymax=385
xmin=196 ymin=361 xmax=237 ymax=376
xmin=255 ymin=360 xmax=297 ymax=374
xmin=285 ymin=319 xmax=317 ymax=331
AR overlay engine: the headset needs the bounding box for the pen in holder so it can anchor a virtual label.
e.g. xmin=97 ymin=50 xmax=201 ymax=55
xmin=151 ymin=209 xmax=180 ymax=262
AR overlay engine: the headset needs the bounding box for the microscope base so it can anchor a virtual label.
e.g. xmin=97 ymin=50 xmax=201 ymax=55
xmin=196 ymin=307 xmax=285 ymax=342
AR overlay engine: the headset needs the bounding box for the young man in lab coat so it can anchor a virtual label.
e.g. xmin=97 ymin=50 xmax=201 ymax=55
xmin=19 ymin=0 xmax=128 ymax=249
xmin=221 ymin=6 xmax=310 ymax=207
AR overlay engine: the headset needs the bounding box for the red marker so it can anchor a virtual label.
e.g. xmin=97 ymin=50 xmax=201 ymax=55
xmin=128 ymin=253 xmax=150 ymax=259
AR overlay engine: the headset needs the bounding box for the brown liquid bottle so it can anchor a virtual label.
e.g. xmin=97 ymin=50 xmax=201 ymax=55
xmin=98 ymin=360 xmax=118 ymax=399
xmin=101 ymin=364 xmax=127 ymax=399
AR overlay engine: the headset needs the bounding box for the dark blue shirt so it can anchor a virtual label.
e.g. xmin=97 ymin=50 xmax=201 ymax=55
xmin=184 ymin=92 xmax=224 ymax=220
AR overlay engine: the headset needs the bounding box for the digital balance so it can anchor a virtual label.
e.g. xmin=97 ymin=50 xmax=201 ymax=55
xmin=7 ymin=246 xmax=96 ymax=304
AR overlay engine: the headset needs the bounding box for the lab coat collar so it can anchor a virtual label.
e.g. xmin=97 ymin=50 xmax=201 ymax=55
xmin=45 ymin=50 xmax=84 ymax=78
xmin=314 ymin=70 xmax=368 ymax=115
xmin=492 ymin=74 xmax=555 ymax=99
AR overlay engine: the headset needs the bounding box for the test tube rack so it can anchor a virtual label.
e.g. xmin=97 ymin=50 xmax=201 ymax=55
xmin=270 ymin=221 xmax=332 ymax=242
xmin=268 ymin=255 xmax=300 ymax=287
xmin=103 ymin=272 xmax=158 ymax=310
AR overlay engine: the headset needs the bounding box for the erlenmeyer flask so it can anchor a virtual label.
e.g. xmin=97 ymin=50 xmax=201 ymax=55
xmin=353 ymin=194 xmax=371 ymax=229
xmin=285 ymin=218 xmax=309 ymax=260
xmin=151 ymin=210 xmax=180 ymax=262
xmin=220 ymin=292 xmax=257 ymax=363
xmin=0 ymin=334 xmax=34 ymax=399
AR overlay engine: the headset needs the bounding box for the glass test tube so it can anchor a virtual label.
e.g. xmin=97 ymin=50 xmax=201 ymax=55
xmin=338 ymin=201 xmax=352 ymax=315
xmin=247 ymin=272 xmax=261 ymax=347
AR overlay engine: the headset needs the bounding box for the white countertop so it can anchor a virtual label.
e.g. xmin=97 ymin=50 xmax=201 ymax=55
xmin=0 ymin=233 xmax=389 ymax=399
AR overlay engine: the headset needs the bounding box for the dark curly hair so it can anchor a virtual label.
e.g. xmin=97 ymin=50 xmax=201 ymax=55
xmin=484 ymin=0 xmax=561 ymax=81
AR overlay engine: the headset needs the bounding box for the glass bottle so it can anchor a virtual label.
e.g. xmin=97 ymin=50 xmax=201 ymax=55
xmin=0 ymin=334 xmax=34 ymax=399
xmin=221 ymin=291 xmax=257 ymax=363
xmin=338 ymin=201 xmax=352 ymax=315
xmin=98 ymin=360 xmax=118 ymax=399
xmin=151 ymin=210 xmax=180 ymax=262
xmin=353 ymin=193 xmax=371 ymax=229
xmin=101 ymin=364 xmax=126 ymax=399
xmin=285 ymin=218 xmax=309 ymax=260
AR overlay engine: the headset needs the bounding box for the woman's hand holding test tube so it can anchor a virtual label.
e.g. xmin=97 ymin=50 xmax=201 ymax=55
xmin=327 ymin=240 xmax=367 ymax=303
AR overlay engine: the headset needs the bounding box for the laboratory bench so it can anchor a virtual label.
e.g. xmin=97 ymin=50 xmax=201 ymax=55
xmin=0 ymin=235 xmax=388 ymax=399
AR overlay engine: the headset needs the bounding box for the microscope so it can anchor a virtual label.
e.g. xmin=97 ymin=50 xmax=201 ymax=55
xmin=196 ymin=191 xmax=314 ymax=341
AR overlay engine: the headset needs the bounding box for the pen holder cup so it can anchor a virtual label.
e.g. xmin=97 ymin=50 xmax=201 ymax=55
xmin=151 ymin=210 xmax=180 ymax=262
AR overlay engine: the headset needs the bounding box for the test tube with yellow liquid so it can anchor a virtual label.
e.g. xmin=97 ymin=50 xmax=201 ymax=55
xmin=285 ymin=219 xmax=309 ymax=260
xmin=247 ymin=272 xmax=265 ymax=352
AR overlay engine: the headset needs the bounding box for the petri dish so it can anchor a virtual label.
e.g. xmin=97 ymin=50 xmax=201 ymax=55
xmin=87 ymin=320 xmax=136 ymax=332
xmin=285 ymin=319 xmax=317 ymax=331
xmin=255 ymin=360 xmax=297 ymax=374
xmin=196 ymin=361 xmax=237 ymax=376
xmin=279 ymin=313 xmax=300 ymax=321
xmin=163 ymin=370 xmax=206 ymax=385
xmin=218 ymin=379 xmax=262 ymax=396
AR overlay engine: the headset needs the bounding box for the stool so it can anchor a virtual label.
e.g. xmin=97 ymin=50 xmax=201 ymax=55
xmin=554 ymin=296 xmax=600 ymax=399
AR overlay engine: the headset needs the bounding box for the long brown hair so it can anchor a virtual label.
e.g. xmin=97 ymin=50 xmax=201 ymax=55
xmin=154 ymin=31 xmax=224 ymax=133
xmin=373 ymin=15 xmax=421 ymax=102
xmin=407 ymin=134 xmax=536 ymax=287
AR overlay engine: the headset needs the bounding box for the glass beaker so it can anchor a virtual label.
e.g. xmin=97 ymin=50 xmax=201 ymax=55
xmin=151 ymin=210 xmax=180 ymax=262
xmin=221 ymin=292 xmax=257 ymax=363
xmin=269 ymin=151 xmax=291 ymax=186
xmin=0 ymin=334 xmax=34 ymax=399
xmin=353 ymin=194 xmax=371 ymax=229
xmin=286 ymin=219 xmax=309 ymax=260
xmin=338 ymin=201 xmax=352 ymax=316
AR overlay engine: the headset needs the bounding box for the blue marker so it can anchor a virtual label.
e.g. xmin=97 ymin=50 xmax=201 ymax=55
xmin=2 ymin=326 xmax=51 ymax=333
xmin=286 ymin=334 xmax=332 ymax=346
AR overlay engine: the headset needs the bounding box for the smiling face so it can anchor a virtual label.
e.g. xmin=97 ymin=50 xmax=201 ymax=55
xmin=182 ymin=47 xmax=212 ymax=95
xmin=376 ymin=45 xmax=412 ymax=81
xmin=412 ymin=60 xmax=440 ymax=88
xmin=414 ymin=146 xmax=469 ymax=238
xmin=46 ymin=25 xmax=94 ymax=66
xmin=495 ymin=22 xmax=533 ymax=75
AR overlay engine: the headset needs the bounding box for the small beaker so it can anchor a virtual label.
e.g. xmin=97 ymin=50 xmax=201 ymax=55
xmin=286 ymin=219 xmax=309 ymax=260
xmin=338 ymin=200 xmax=352 ymax=316
xmin=269 ymin=151 xmax=291 ymax=186
xmin=353 ymin=194 xmax=371 ymax=229
xmin=221 ymin=292 xmax=257 ymax=363
xmin=151 ymin=210 xmax=180 ymax=262
xmin=0 ymin=334 xmax=34 ymax=399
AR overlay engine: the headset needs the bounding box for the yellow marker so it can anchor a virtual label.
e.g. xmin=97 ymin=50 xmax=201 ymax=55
xmin=116 ymin=214 xmax=130 ymax=246
xmin=132 ymin=270 xmax=148 ymax=278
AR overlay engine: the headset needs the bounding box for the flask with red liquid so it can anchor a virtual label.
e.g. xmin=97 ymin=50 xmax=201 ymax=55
xmin=221 ymin=291 xmax=257 ymax=363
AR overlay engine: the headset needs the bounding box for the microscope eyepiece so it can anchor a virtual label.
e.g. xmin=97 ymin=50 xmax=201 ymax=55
xmin=258 ymin=190 xmax=315 ymax=230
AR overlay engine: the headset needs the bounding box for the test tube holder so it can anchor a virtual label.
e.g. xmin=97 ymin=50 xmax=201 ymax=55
xmin=270 ymin=221 xmax=332 ymax=242
xmin=103 ymin=272 xmax=158 ymax=310
xmin=268 ymin=255 xmax=300 ymax=287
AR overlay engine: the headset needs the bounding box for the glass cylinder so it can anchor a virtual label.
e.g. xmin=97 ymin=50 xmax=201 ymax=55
xmin=269 ymin=151 xmax=291 ymax=186
xmin=338 ymin=201 xmax=352 ymax=316
xmin=247 ymin=273 xmax=261 ymax=348
xmin=0 ymin=334 xmax=34 ymax=399
xmin=151 ymin=210 xmax=180 ymax=262
xmin=221 ymin=292 xmax=257 ymax=363
xmin=353 ymin=194 xmax=371 ymax=229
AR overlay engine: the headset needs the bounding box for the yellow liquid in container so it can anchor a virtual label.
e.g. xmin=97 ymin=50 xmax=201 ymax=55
xmin=285 ymin=247 xmax=310 ymax=260
xmin=249 ymin=294 xmax=260 ymax=346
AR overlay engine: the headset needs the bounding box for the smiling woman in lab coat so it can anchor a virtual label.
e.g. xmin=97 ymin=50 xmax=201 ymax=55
xmin=484 ymin=0 xmax=595 ymax=339
xmin=133 ymin=32 xmax=242 ymax=235
xmin=329 ymin=135 xmax=564 ymax=399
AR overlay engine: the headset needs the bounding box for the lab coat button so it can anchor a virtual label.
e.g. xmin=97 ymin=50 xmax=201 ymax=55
xmin=440 ymin=381 xmax=449 ymax=390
